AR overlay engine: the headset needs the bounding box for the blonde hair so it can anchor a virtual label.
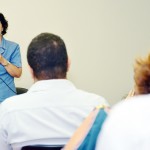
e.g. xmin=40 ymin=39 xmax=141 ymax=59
xmin=134 ymin=54 xmax=150 ymax=94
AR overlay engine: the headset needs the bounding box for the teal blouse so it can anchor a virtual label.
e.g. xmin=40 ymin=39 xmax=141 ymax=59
xmin=0 ymin=37 xmax=22 ymax=102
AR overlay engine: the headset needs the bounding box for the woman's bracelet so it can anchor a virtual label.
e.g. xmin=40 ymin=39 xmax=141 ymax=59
xmin=3 ymin=61 xmax=10 ymax=67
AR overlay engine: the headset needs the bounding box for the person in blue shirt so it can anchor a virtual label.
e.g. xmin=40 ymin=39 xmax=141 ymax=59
xmin=0 ymin=13 xmax=22 ymax=102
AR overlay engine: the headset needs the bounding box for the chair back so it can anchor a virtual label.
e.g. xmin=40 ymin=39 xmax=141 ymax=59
xmin=16 ymin=87 xmax=28 ymax=95
xmin=21 ymin=145 xmax=63 ymax=150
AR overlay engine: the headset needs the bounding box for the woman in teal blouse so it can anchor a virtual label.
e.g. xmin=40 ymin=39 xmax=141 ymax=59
xmin=0 ymin=13 xmax=22 ymax=102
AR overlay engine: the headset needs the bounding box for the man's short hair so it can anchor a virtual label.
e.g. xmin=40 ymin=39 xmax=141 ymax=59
xmin=27 ymin=33 xmax=68 ymax=80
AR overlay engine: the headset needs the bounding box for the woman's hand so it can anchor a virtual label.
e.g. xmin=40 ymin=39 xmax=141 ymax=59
xmin=0 ymin=54 xmax=22 ymax=77
xmin=0 ymin=54 xmax=9 ymax=66
xmin=126 ymin=89 xmax=135 ymax=99
xmin=0 ymin=54 xmax=4 ymax=64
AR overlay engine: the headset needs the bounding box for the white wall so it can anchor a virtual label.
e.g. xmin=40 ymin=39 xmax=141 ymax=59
xmin=1 ymin=0 xmax=150 ymax=105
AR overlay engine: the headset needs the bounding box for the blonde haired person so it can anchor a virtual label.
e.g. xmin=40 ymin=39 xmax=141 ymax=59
xmin=96 ymin=53 xmax=150 ymax=150
xmin=126 ymin=54 xmax=150 ymax=99
xmin=134 ymin=54 xmax=150 ymax=94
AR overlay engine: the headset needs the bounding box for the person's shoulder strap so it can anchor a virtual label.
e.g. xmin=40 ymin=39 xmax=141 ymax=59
xmin=78 ymin=106 xmax=108 ymax=150
xmin=63 ymin=105 xmax=109 ymax=150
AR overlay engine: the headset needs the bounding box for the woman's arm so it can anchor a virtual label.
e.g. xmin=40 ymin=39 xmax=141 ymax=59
xmin=0 ymin=54 xmax=22 ymax=78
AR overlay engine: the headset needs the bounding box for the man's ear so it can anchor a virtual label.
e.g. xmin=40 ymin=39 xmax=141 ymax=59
xmin=28 ymin=64 xmax=36 ymax=82
xmin=67 ymin=57 xmax=71 ymax=72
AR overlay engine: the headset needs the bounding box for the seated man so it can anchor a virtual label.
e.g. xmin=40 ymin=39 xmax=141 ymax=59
xmin=0 ymin=33 xmax=108 ymax=150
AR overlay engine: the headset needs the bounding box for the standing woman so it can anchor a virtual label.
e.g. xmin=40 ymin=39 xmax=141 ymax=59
xmin=0 ymin=13 xmax=22 ymax=102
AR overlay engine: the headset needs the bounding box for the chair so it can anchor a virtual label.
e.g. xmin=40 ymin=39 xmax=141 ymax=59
xmin=21 ymin=145 xmax=63 ymax=150
xmin=16 ymin=87 xmax=28 ymax=95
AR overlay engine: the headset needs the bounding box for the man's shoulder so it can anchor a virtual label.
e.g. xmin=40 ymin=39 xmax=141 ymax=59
xmin=75 ymin=89 xmax=109 ymax=106
xmin=0 ymin=93 xmax=28 ymax=114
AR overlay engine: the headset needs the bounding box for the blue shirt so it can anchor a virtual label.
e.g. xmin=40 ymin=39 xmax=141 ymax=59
xmin=0 ymin=37 xmax=22 ymax=102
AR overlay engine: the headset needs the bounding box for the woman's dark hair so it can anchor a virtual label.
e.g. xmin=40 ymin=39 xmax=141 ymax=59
xmin=0 ymin=13 xmax=8 ymax=35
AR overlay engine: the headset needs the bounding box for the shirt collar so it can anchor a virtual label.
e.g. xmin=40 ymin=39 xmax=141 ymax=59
xmin=28 ymin=79 xmax=76 ymax=93
xmin=0 ymin=37 xmax=6 ymax=53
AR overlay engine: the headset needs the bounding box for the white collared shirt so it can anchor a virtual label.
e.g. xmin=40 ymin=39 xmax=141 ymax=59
xmin=96 ymin=94 xmax=150 ymax=150
xmin=0 ymin=79 xmax=108 ymax=150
